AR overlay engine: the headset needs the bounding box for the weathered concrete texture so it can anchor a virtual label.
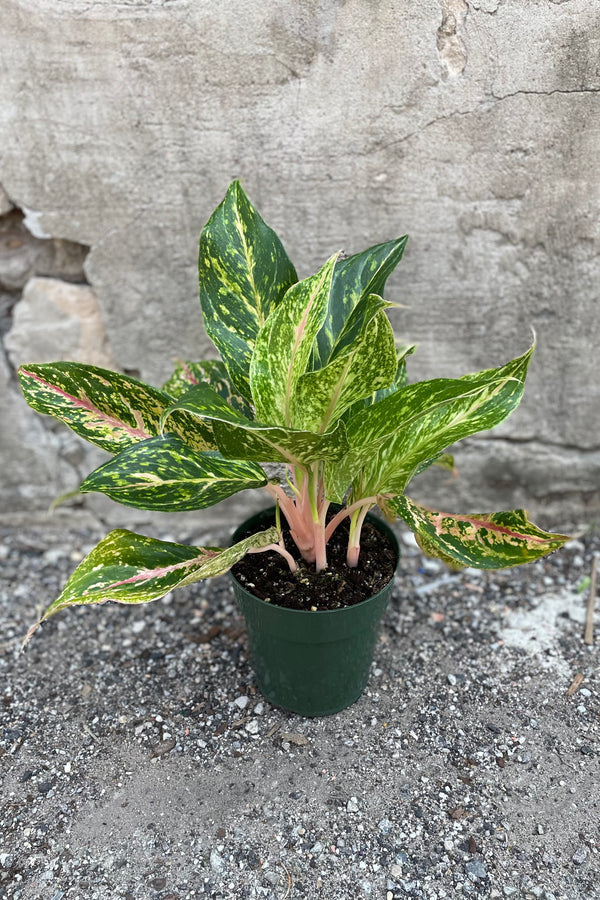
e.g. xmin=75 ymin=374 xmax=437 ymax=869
xmin=0 ymin=0 xmax=599 ymax=520
xmin=5 ymin=278 xmax=118 ymax=371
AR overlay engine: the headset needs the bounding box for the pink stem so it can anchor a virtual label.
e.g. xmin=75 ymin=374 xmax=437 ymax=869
xmin=248 ymin=542 xmax=298 ymax=573
xmin=325 ymin=495 xmax=379 ymax=542
xmin=346 ymin=505 xmax=371 ymax=568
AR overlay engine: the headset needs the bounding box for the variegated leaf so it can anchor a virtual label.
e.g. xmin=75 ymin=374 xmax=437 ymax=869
xmin=161 ymin=359 xmax=253 ymax=416
xmin=25 ymin=526 xmax=279 ymax=640
xmin=345 ymin=343 xmax=534 ymax=499
xmin=250 ymin=253 xmax=338 ymax=426
xmin=292 ymin=306 xmax=397 ymax=432
xmin=80 ymin=434 xmax=267 ymax=511
xmin=199 ymin=181 xmax=297 ymax=400
xmin=18 ymin=362 xmax=214 ymax=453
xmin=162 ymin=384 xmax=349 ymax=465
xmin=342 ymin=343 xmax=415 ymax=423
xmin=389 ymin=495 xmax=571 ymax=569
xmin=313 ymin=236 xmax=408 ymax=368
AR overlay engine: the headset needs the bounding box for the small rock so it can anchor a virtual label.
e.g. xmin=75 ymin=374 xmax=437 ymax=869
xmin=279 ymin=731 xmax=308 ymax=746
xmin=378 ymin=817 xmax=392 ymax=834
xmin=390 ymin=864 xmax=403 ymax=877
xmin=245 ymin=720 xmax=259 ymax=734
xmin=347 ymin=797 xmax=360 ymax=812
xmin=310 ymin=841 xmax=323 ymax=854
xmin=150 ymin=738 xmax=176 ymax=758
xmin=503 ymin=887 xmax=518 ymax=897
xmin=466 ymin=859 xmax=487 ymax=880
xmin=572 ymin=846 xmax=588 ymax=865
xmin=234 ymin=695 xmax=249 ymax=709
xmin=253 ymin=702 xmax=264 ymax=715
xmin=447 ymin=674 xmax=457 ymax=686
xmin=210 ymin=849 xmax=224 ymax=871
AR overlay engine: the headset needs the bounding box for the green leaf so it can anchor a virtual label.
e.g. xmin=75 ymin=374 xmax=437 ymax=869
xmin=313 ymin=236 xmax=408 ymax=368
xmin=199 ymin=181 xmax=298 ymax=400
xmin=342 ymin=342 xmax=535 ymax=499
xmin=389 ymin=495 xmax=571 ymax=569
xmin=18 ymin=362 xmax=214 ymax=453
xmin=162 ymin=384 xmax=349 ymax=466
xmin=161 ymin=359 xmax=253 ymax=416
xmin=250 ymin=253 xmax=338 ymax=426
xmin=293 ymin=305 xmax=397 ymax=432
xmin=24 ymin=526 xmax=279 ymax=640
xmin=80 ymin=434 xmax=267 ymax=511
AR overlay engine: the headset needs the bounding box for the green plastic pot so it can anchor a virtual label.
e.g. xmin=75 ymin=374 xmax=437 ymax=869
xmin=230 ymin=507 xmax=399 ymax=717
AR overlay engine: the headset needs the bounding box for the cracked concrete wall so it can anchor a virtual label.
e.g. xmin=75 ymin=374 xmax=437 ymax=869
xmin=0 ymin=0 xmax=599 ymax=526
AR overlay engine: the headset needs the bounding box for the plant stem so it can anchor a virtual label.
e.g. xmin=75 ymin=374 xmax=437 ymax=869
xmin=325 ymin=495 xmax=379 ymax=542
xmin=249 ymin=542 xmax=298 ymax=573
xmin=346 ymin=504 xmax=371 ymax=568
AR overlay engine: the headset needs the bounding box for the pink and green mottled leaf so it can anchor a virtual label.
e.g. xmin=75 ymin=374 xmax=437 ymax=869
xmin=199 ymin=181 xmax=297 ymax=400
xmin=162 ymin=359 xmax=253 ymax=417
xmin=292 ymin=305 xmax=397 ymax=432
xmin=18 ymin=362 xmax=214 ymax=454
xmin=162 ymin=384 xmax=348 ymax=466
xmin=313 ymin=236 xmax=408 ymax=368
xmin=389 ymin=495 xmax=571 ymax=569
xmin=250 ymin=253 xmax=338 ymax=426
xmin=24 ymin=526 xmax=279 ymax=642
xmin=80 ymin=434 xmax=267 ymax=511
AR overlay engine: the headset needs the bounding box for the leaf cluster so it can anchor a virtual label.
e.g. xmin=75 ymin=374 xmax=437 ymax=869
xmin=18 ymin=182 xmax=569 ymax=637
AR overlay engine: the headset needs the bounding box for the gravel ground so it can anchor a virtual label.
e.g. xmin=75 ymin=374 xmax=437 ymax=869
xmin=1 ymin=511 xmax=599 ymax=900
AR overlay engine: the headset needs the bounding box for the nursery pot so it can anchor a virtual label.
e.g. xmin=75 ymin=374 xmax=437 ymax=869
xmin=230 ymin=507 xmax=399 ymax=717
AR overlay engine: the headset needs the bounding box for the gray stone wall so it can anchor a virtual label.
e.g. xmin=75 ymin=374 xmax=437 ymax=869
xmin=1 ymin=0 xmax=599 ymax=525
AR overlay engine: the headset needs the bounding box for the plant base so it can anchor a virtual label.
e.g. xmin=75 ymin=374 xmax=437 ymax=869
xmin=230 ymin=508 xmax=399 ymax=717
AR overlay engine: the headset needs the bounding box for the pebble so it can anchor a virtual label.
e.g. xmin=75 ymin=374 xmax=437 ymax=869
xmin=234 ymin=695 xmax=249 ymax=709
xmin=502 ymin=889 xmax=518 ymax=898
xmin=466 ymin=859 xmax=487 ymax=880
xmin=390 ymin=864 xmax=403 ymax=877
xmin=245 ymin=720 xmax=259 ymax=734
xmin=572 ymin=846 xmax=588 ymax=865
xmin=210 ymin=849 xmax=224 ymax=871
xmin=279 ymin=731 xmax=308 ymax=746
xmin=347 ymin=797 xmax=360 ymax=812
xmin=447 ymin=673 xmax=457 ymax=686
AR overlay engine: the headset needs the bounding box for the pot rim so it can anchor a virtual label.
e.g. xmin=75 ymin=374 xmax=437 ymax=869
xmin=230 ymin=504 xmax=400 ymax=617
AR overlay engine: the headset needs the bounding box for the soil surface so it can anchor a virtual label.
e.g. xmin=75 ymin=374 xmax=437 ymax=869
xmin=231 ymin=513 xmax=397 ymax=611
xmin=1 ymin=508 xmax=599 ymax=900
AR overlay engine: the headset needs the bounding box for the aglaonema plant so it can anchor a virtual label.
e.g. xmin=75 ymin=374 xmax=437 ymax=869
xmin=18 ymin=181 xmax=569 ymax=642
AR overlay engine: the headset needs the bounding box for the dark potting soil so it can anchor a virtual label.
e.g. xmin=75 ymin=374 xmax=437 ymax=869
xmin=231 ymin=512 xmax=398 ymax=611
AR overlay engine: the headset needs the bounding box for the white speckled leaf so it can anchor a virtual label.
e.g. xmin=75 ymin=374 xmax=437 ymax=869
xmin=199 ymin=181 xmax=297 ymax=400
xmin=313 ymin=236 xmax=408 ymax=368
xmin=250 ymin=253 xmax=338 ymax=426
xmin=326 ymin=343 xmax=534 ymax=502
xmin=293 ymin=306 xmax=397 ymax=432
xmin=161 ymin=358 xmax=253 ymax=416
xmin=80 ymin=434 xmax=267 ymax=511
xmin=162 ymin=384 xmax=348 ymax=466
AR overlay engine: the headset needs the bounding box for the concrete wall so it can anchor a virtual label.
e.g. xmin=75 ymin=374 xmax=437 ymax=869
xmin=1 ymin=0 xmax=599 ymax=527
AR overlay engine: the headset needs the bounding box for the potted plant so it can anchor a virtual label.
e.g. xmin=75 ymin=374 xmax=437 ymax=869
xmin=18 ymin=181 xmax=569 ymax=716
